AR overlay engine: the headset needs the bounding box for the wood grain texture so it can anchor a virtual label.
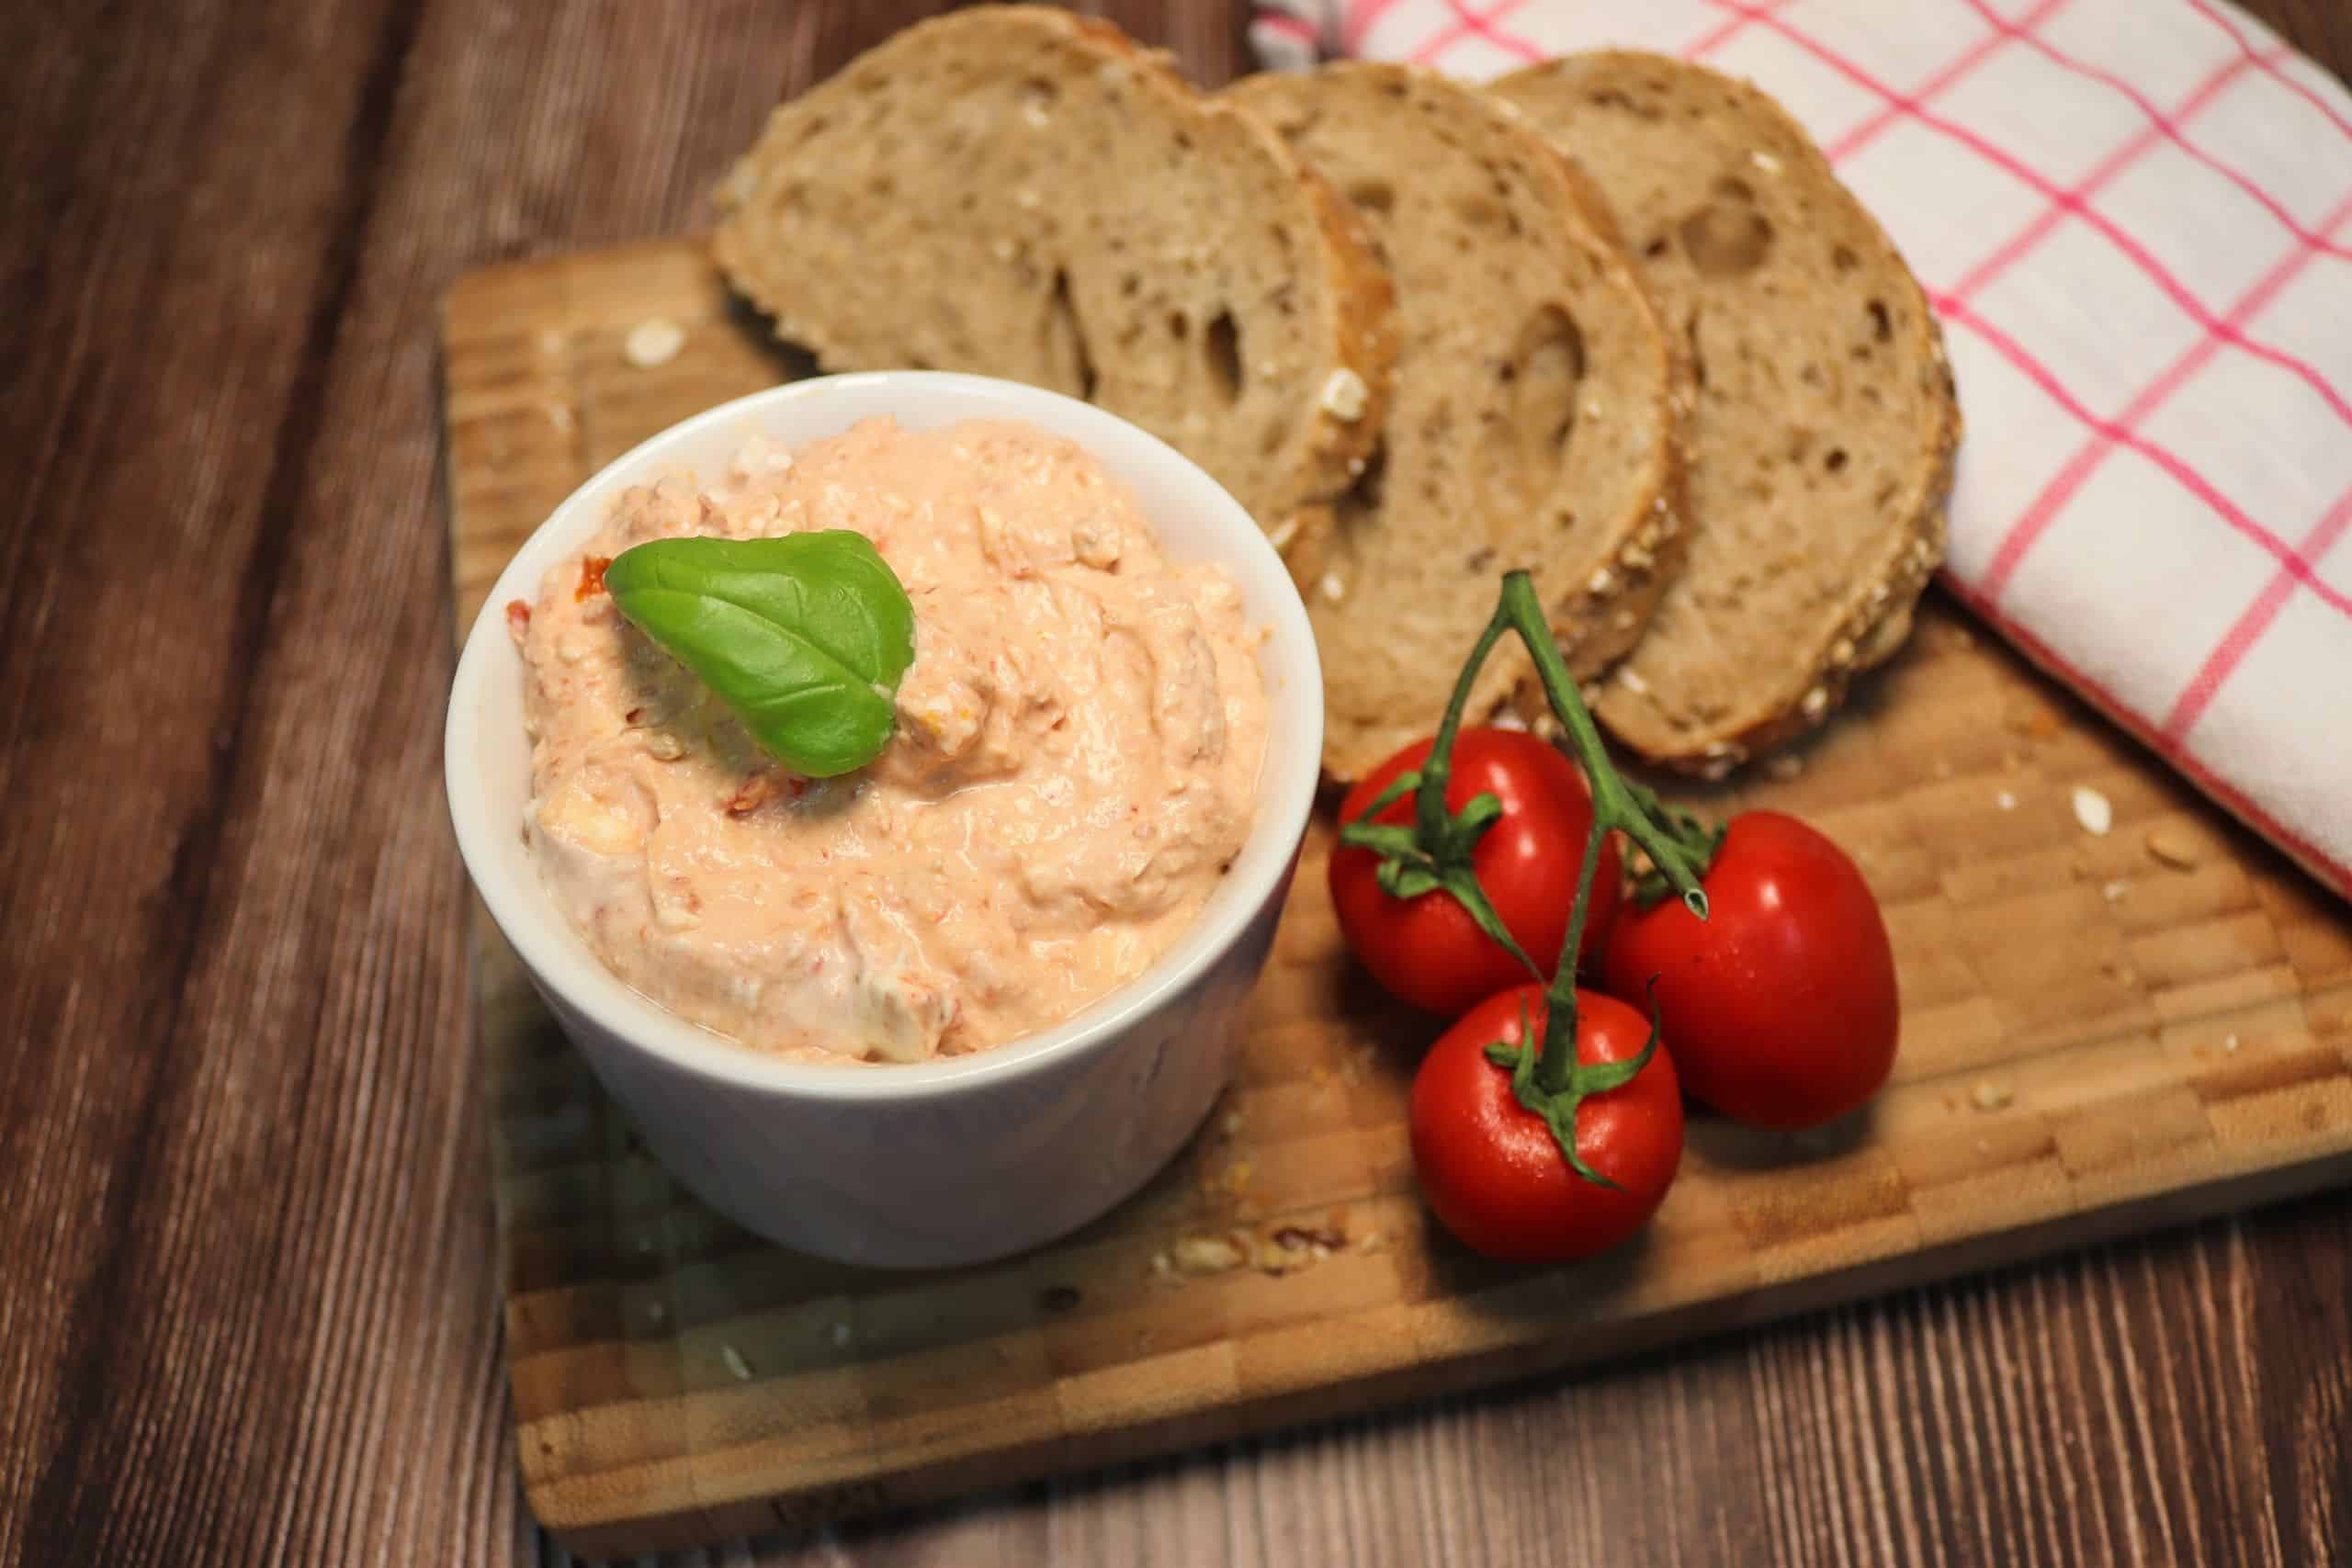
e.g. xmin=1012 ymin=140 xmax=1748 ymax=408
xmin=0 ymin=2 xmax=2346 ymax=1565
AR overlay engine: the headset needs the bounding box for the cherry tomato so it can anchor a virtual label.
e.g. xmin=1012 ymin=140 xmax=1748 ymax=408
xmin=1330 ymin=728 xmax=1623 ymax=1017
xmin=1602 ymin=811 xmax=1897 ymax=1131
xmin=1408 ymin=985 xmax=1682 ymax=1262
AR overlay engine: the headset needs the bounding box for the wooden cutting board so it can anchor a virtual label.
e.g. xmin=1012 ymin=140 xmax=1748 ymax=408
xmin=440 ymin=238 xmax=2352 ymax=1558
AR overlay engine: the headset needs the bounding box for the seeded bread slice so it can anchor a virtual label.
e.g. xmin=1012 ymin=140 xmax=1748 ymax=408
xmin=1494 ymin=53 xmax=1961 ymax=773
xmin=1225 ymin=64 xmax=1686 ymax=783
xmin=712 ymin=6 xmax=1396 ymax=556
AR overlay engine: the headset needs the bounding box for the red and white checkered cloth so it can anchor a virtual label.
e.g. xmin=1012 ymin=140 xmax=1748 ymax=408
xmin=1252 ymin=0 xmax=2352 ymax=901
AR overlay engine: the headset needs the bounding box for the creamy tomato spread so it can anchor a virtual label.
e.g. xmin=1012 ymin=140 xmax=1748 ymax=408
xmin=511 ymin=418 xmax=1270 ymax=1063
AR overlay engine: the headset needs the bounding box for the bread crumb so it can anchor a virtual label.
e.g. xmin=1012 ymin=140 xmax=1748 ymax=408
xmin=1617 ymin=668 xmax=1649 ymax=695
xmin=1750 ymin=149 xmax=1784 ymax=174
xmin=1970 ymin=1079 xmax=2012 ymax=1111
xmin=1254 ymin=1244 xmax=1306 ymax=1277
xmin=1266 ymin=1224 xmax=1347 ymax=1271
xmin=1319 ymin=571 xmax=1346 ymax=603
xmin=2222 ymin=1032 xmax=2240 ymax=1054
xmin=1766 ymin=754 xmax=1805 ymax=782
xmin=2101 ymin=879 xmax=2130 ymax=902
xmin=1022 ymin=101 xmax=1050 ymax=129
xmin=1800 ymin=685 xmax=1829 ymax=720
xmin=1265 ymin=515 xmax=1300 ymax=552
xmin=623 ymin=318 xmax=685 ymax=367
xmin=1319 ymin=367 xmax=1370 ymax=421
xmin=719 ymin=1344 xmax=753 ymax=1382
xmin=1996 ymin=790 xmax=2018 ymax=811
xmin=2145 ymin=826 xmax=2199 ymax=869
xmin=1588 ymin=566 xmax=1614 ymax=595
xmin=1169 ymin=1235 xmax=1246 ymax=1276
xmin=2072 ymin=785 xmax=2113 ymax=836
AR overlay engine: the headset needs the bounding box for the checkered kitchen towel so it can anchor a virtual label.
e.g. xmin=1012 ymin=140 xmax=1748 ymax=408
xmin=1253 ymin=0 xmax=2352 ymax=901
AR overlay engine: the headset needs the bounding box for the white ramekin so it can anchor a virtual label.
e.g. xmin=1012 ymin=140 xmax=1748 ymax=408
xmin=446 ymin=372 xmax=1322 ymax=1269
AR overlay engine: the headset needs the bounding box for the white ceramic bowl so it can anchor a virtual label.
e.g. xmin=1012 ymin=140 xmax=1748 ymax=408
xmin=447 ymin=372 xmax=1321 ymax=1269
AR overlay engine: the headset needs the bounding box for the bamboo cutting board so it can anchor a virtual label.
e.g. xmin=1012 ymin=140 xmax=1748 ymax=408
xmin=440 ymin=238 xmax=2352 ymax=1558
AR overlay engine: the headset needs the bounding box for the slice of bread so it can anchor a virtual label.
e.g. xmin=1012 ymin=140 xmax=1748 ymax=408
xmin=1224 ymin=64 xmax=1686 ymax=782
xmin=711 ymin=6 xmax=1396 ymax=556
xmin=1493 ymin=53 xmax=1961 ymax=773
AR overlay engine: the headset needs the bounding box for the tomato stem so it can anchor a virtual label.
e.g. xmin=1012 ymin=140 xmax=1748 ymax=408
xmin=1337 ymin=605 xmax=1547 ymax=986
xmin=1414 ymin=611 xmax=1513 ymax=852
xmin=1411 ymin=570 xmax=1710 ymax=1183
xmin=1623 ymin=783 xmax=1729 ymax=909
xmin=1490 ymin=573 xmax=1710 ymax=925
xmin=1534 ymin=815 xmax=1611 ymax=1097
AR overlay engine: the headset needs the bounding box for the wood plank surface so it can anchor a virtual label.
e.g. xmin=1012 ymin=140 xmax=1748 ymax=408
xmin=2 ymin=2 xmax=2349 ymax=1565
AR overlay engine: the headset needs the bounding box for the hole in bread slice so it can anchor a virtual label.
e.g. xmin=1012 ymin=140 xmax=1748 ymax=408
xmin=1204 ymin=310 xmax=1243 ymax=407
xmin=1046 ymin=269 xmax=1098 ymax=401
xmin=1509 ymin=304 xmax=1587 ymax=477
xmin=1679 ymin=177 xmax=1774 ymax=278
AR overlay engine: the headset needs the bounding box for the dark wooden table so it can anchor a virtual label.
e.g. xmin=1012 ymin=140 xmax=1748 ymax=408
xmin=6 ymin=2 xmax=2350 ymax=1562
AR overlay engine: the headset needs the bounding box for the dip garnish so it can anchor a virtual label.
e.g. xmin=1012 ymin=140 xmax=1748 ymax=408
xmin=604 ymin=531 xmax=915 ymax=778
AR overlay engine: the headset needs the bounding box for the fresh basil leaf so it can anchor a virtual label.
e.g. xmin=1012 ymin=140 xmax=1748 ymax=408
xmin=603 ymin=531 xmax=916 ymax=778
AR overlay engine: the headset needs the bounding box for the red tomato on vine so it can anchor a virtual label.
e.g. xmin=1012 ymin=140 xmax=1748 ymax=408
xmin=1330 ymin=728 xmax=1622 ymax=1017
xmin=1410 ymin=985 xmax=1683 ymax=1263
xmin=1603 ymin=810 xmax=1897 ymax=1130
